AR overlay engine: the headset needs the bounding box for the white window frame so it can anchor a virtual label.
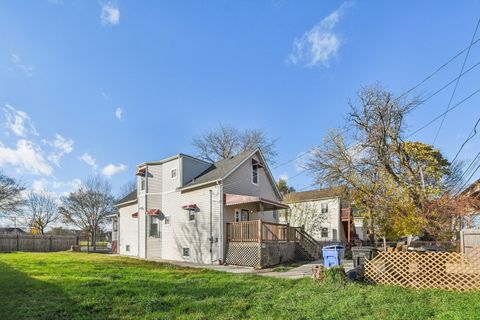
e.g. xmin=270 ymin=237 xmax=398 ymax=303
xmin=140 ymin=175 xmax=146 ymax=193
xmin=321 ymin=202 xmax=329 ymax=214
xmin=251 ymin=163 xmax=259 ymax=185
xmin=188 ymin=209 xmax=195 ymax=222
xmin=149 ymin=215 xmax=161 ymax=238
xmin=171 ymin=168 xmax=177 ymax=179
xmin=321 ymin=227 xmax=328 ymax=238
xmin=182 ymin=247 xmax=190 ymax=257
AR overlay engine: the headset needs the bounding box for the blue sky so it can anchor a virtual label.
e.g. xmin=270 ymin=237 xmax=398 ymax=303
xmin=1 ymin=0 xmax=480 ymax=198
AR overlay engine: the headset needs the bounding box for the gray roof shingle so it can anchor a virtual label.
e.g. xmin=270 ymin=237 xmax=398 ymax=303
xmin=182 ymin=150 xmax=254 ymax=189
xmin=115 ymin=189 xmax=138 ymax=206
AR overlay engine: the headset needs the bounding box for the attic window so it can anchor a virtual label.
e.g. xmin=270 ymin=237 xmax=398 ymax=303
xmin=252 ymin=160 xmax=259 ymax=185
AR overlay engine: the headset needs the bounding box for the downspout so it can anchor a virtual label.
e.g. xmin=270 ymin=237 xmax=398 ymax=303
xmin=145 ymin=164 xmax=149 ymax=259
xmin=219 ymin=181 xmax=224 ymax=264
xmin=209 ymin=189 xmax=213 ymax=263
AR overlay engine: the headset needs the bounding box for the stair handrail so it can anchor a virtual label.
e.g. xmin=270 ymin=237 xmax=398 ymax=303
xmin=295 ymin=227 xmax=321 ymax=258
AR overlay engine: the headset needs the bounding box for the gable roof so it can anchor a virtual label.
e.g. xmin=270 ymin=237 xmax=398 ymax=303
xmin=181 ymin=150 xmax=254 ymax=189
xmin=283 ymin=186 xmax=347 ymax=203
xmin=181 ymin=149 xmax=282 ymax=199
xmin=115 ymin=189 xmax=138 ymax=207
xmin=0 ymin=227 xmax=26 ymax=234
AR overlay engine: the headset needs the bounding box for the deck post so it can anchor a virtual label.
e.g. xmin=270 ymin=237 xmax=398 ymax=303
xmin=258 ymin=220 xmax=262 ymax=243
xmin=286 ymin=223 xmax=290 ymax=242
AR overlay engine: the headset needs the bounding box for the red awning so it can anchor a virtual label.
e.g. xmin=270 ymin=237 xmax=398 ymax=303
xmin=131 ymin=212 xmax=138 ymax=218
xmin=182 ymin=204 xmax=198 ymax=210
xmin=223 ymin=193 xmax=289 ymax=209
xmin=146 ymin=209 xmax=160 ymax=216
xmin=136 ymin=166 xmax=146 ymax=176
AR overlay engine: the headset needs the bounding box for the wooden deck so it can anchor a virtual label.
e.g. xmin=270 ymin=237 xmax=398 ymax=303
xmin=225 ymin=220 xmax=321 ymax=267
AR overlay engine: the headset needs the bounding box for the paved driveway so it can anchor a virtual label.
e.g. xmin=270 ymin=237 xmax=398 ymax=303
xmin=153 ymin=258 xmax=355 ymax=279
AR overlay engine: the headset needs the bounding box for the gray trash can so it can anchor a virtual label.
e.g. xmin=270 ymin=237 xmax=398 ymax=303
xmin=322 ymin=245 xmax=345 ymax=268
xmin=351 ymin=246 xmax=376 ymax=267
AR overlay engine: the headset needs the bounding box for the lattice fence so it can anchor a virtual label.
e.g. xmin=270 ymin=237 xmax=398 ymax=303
xmin=225 ymin=242 xmax=261 ymax=267
xmin=364 ymin=249 xmax=480 ymax=291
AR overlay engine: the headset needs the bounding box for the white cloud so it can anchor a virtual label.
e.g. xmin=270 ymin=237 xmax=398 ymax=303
xmin=289 ymin=2 xmax=352 ymax=67
xmin=32 ymin=180 xmax=46 ymax=193
xmin=0 ymin=140 xmax=53 ymax=176
xmin=115 ymin=107 xmax=123 ymax=120
xmin=101 ymin=3 xmax=120 ymax=26
xmin=11 ymin=53 xmax=34 ymax=77
xmin=3 ymin=104 xmax=38 ymax=137
xmin=102 ymin=163 xmax=127 ymax=177
xmin=45 ymin=133 xmax=74 ymax=167
xmin=79 ymin=153 xmax=97 ymax=169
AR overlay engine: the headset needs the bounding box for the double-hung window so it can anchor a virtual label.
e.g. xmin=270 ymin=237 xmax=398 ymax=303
xmin=149 ymin=216 xmax=161 ymax=238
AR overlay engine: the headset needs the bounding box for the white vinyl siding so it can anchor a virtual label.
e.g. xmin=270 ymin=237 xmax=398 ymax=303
xmin=118 ymin=203 xmax=139 ymax=257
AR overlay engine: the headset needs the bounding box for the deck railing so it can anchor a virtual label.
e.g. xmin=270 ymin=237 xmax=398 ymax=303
xmin=227 ymin=220 xmax=296 ymax=243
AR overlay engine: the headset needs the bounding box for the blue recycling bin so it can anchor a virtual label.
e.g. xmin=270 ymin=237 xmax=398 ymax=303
xmin=322 ymin=245 xmax=345 ymax=268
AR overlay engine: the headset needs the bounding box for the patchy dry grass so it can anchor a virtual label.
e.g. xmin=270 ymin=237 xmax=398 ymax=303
xmin=1 ymin=252 xmax=479 ymax=319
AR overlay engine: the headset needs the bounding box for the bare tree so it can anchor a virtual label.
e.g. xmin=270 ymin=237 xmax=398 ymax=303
xmin=305 ymin=84 xmax=454 ymax=242
xmin=192 ymin=124 xmax=277 ymax=163
xmin=59 ymin=176 xmax=115 ymax=250
xmin=23 ymin=191 xmax=59 ymax=234
xmin=118 ymin=179 xmax=136 ymax=199
xmin=0 ymin=171 xmax=25 ymax=216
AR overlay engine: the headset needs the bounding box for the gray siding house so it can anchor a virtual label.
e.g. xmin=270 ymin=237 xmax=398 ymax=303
xmin=112 ymin=149 xmax=319 ymax=267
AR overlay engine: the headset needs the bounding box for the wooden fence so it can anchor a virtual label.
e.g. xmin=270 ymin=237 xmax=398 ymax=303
xmin=0 ymin=234 xmax=78 ymax=252
xmin=461 ymin=229 xmax=480 ymax=257
xmin=365 ymin=250 xmax=480 ymax=291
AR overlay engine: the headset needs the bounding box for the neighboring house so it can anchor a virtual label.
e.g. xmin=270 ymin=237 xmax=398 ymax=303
xmin=0 ymin=227 xmax=26 ymax=235
xmin=461 ymin=178 xmax=480 ymax=229
xmin=112 ymin=149 xmax=317 ymax=267
xmin=281 ymin=187 xmax=364 ymax=243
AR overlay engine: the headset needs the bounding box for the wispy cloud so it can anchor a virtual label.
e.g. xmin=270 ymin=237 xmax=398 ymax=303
xmin=288 ymin=2 xmax=352 ymax=67
xmin=102 ymin=163 xmax=127 ymax=177
xmin=11 ymin=53 xmax=34 ymax=77
xmin=79 ymin=152 xmax=97 ymax=169
xmin=115 ymin=107 xmax=123 ymax=120
xmin=3 ymin=104 xmax=38 ymax=137
xmin=101 ymin=3 xmax=120 ymax=26
xmin=0 ymin=139 xmax=53 ymax=176
xmin=46 ymin=133 xmax=74 ymax=166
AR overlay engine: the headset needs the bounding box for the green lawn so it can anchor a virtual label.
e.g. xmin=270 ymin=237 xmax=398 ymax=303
xmin=0 ymin=253 xmax=479 ymax=320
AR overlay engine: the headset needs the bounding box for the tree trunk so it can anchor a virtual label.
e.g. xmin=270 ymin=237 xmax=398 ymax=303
xmin=92 ymin=228 xmax=96 ymax=251
xmin=368 ymin=208 xmax=375 ymax=245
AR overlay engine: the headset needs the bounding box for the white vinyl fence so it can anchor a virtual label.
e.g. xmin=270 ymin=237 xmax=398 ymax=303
xmin=0 ymin=234 xmax=78 ymax=252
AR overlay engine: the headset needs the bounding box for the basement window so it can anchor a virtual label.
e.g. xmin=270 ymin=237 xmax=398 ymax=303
xmin=183 ymin=247 xmax=190 ymax=257
xmin=126 ymin=245 xmax=130 ymax=252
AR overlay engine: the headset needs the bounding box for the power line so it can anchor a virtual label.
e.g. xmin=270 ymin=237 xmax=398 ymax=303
xmin=407 ymin=87 xmax=480 ymax=138
xmin=397 ymin=37 xmax=480 ymax=100
xmin=432 ymin=17 xmax=480 ymax=144
xmin=410 ymin=60 xmax=480 ymax=112
xmin=273 ymin=150 xmax=310 ymax=169
xmin=451 ymin=116 xmax=480 ymax=164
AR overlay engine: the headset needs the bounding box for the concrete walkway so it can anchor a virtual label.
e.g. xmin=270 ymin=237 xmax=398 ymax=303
xmin=152 ymin=258 xmax=355 ymax=280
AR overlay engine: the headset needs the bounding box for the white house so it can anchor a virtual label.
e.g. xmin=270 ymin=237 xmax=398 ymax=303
xmin=111 ymin=149 xmax=318 ymax=267
xmin=281 ymin=187 xmax=364 ymax=244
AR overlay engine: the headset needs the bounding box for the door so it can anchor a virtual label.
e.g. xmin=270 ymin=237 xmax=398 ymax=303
xmin=235 ymin=209 xmax=250 ymax=222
